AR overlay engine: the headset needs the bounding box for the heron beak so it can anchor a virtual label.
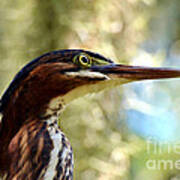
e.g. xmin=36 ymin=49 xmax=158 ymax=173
xmin=91 ymin=64 xmax=180 ymax=81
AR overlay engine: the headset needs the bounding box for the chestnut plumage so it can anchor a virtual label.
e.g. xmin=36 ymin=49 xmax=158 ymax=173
xmin=0 ymin=49 xmax=180 ymax=180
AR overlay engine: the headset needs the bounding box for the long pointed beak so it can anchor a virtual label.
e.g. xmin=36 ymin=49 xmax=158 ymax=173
xmin=91 ymin=64 xmax=180 ymax=81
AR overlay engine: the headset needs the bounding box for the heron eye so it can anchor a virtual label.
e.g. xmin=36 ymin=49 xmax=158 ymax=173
xmin=79 ymin=55 xmax=90 ymax=65
xmin=74 ymin=54 xmax=92 ymax=67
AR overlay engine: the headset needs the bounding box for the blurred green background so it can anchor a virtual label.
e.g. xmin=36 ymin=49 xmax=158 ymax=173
xmin=0 ymin=0 xmax=180 ymax=179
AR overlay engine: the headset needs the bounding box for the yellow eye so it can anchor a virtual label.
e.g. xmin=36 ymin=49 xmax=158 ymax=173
xmin=73 ymin=54 xmax=92 ymax=67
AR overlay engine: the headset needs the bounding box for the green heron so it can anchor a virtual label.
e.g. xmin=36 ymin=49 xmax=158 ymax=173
xmin=0 ymin=49 xmax=180 ymax=180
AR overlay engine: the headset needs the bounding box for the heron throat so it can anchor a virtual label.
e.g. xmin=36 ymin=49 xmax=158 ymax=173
xmin=45 ymin=78 xmax=131 ymax=118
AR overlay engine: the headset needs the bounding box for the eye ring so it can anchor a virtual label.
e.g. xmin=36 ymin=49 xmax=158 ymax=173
xmin=73 ymin=54 xmax=92 ymax=67
xmin=79 ymin=55 xmax=90 ymax=66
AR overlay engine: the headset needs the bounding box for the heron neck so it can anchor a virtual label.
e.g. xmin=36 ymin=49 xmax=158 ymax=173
xmin=0 ymin=94 xmax=65 ymax=159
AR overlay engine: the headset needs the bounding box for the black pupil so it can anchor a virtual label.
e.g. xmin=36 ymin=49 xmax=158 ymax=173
xmin=81 ymin=56 xmax=88 ymax=64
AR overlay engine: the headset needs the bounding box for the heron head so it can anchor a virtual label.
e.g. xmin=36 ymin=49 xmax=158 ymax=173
xmin=1 ymin=49 xmax=180 ymax=117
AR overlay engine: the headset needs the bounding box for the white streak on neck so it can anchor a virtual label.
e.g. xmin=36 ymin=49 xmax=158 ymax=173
xmin=43 ymin=116 xmax=62 ymax=180
xmin=43 ymin=115 xmax=73 ymax=180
